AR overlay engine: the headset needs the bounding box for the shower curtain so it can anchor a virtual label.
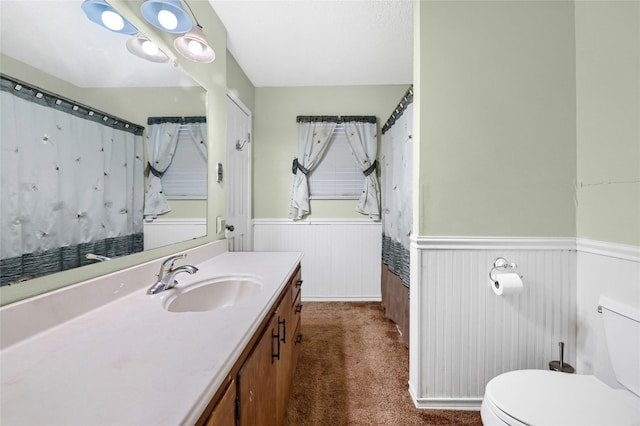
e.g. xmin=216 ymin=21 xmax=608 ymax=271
xmin=380 ymin=87 xmax=413 ymax=347
xmin=0 ymin=76 xmax=144 ymax=286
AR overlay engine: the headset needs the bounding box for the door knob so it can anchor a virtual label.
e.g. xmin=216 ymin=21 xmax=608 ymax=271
xmin=225 ymin=224 xmax=235 ymax=232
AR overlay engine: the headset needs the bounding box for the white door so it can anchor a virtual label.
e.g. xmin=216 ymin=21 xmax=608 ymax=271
xmin=226 ymin=94 xmax=252 ymax=251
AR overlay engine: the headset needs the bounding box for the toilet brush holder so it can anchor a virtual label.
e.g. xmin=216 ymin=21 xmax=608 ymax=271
xmin=549 ymin=341 xmax=575 ymax=373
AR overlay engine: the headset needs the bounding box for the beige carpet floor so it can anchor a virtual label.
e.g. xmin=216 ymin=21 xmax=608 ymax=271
xmin=284 ymin=302 xmax=483 ymax=426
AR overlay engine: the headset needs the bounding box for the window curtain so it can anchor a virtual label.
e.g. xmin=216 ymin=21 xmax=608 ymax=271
xmin=289 ymin=121 xmax=337 ymax=220
xmin=143 ymin=122 xmax=180 ymax=217
xmin=344 ymin=121 xmax=381 ymax=220
xmin=186 ymin=122 xmax=207 ymax=161
xmin=1 ymin=76 xmax=144 ymax=285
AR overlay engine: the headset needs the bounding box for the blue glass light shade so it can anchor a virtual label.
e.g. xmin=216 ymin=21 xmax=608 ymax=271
xmin=81 ymin=0 xmax=138 ymax=35
xmin=140 ymin=0 xmax=193 ymax=34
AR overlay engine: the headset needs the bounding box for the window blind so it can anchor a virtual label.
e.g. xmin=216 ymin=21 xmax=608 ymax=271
xmin=161 ymin=125 xmax=207 ymax=199
xmin=309 ymin=124 xmax=365 ymax=199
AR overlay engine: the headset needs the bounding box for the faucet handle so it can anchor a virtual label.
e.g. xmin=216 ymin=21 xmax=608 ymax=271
xmin=161 ymin=253 xmax=187 ymax=272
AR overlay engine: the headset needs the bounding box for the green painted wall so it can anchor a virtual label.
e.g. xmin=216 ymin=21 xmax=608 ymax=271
xmin=253 ymin=85 xmax=408 ymax=219
xmin=414 ymin=0 xmax=577 ymax=237
xmin=575 ymin=1 xmax=640 ymax=246
xmin=227 ymin=51 xmax=255 ymax=113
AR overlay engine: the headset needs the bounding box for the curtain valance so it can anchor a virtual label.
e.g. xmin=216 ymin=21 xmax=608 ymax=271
xmin=296 ymin=115 xmax=376 ymax=124
xmin=147 ymin=116 xmax=206 ymax=125
xmin=0 ymin=74 xmax=144 ymax=136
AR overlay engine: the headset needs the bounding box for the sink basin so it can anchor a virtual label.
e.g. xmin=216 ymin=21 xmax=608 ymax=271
xmin=162 ymin=275 xmax=263 ymax=313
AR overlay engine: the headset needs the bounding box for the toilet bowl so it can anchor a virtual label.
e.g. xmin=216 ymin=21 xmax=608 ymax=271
xmin=481 ymin=369 xmax=640 ymax=425
xmin=481 ymin=289 xmax=640 ymax=426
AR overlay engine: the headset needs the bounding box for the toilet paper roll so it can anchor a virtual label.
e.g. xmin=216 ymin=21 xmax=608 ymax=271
xmin=491 ymin=272 xmax=523 ymax=296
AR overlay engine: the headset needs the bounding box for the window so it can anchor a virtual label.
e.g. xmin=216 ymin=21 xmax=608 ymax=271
xmin=308 ymin=123 xmax=365 ymax=199
xmin=161 ymin=124 xmax=207 ymax=199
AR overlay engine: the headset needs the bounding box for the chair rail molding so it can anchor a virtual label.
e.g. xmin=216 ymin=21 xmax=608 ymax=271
xmin=411 ymin=236 xmax=576 ymax=251
xmin=576 ymin=238 xmax=640 ymax=262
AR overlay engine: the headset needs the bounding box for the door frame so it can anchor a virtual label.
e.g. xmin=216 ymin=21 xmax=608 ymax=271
xmin=226 ymin=91 xmax=253 ymax=251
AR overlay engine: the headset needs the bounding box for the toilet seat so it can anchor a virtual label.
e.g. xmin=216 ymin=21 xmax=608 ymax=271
xmin=483 ymin=370 xmax=640 ymax=426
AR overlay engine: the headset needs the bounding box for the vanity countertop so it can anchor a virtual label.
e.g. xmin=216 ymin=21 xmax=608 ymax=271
xmin=0 ymin=249 xmax=303 ymax=425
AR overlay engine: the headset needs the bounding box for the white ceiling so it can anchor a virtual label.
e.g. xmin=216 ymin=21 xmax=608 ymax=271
xmin=0 ymin=0 xmax=413 ymax=88
xmin=208 ymin=0 xmax=414 ymax=87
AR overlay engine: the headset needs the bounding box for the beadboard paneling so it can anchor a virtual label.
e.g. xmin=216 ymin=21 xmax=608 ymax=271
xmin=143 ymin=219 xmax=207 ymax=251
xmin=576 ymin=239 xmax=640 ymax=390
xmin=253 ymin=219 xmax=382 ymax=300
xmin=409 ymin=237 xmax=576 ymax=409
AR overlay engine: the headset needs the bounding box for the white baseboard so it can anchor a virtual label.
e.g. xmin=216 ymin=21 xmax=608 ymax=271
xmin=301 ymin=296 xmax=382 ymax=302
xmin=409 ymin=383 xmax=482 ymax=410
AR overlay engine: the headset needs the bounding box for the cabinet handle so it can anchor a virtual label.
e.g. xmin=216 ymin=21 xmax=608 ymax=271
xmin=271 ymin=329 xmax=280 ymax=363
xmin=278 ymin=317 xmax=286 ymax=343
xmin=295 ymin=334 xmax=303 ymax=345
xmin=295 ymin=304 xmax=303 ymax=314
xmin=296 ymin=279 xmax=303 ymax=288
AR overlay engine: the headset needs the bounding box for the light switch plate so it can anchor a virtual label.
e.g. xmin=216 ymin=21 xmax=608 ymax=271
xmin=216 ymin=162 xmax=223 ymax=183
xmin=216 ymin=216 xmax=225 ymax=234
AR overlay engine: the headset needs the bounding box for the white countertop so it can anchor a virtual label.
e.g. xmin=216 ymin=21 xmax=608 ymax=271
xmin=0 ymin=249 xmax=302 ymax=425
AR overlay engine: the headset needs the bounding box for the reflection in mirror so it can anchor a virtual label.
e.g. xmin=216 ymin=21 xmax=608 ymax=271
xmin=0 ymin=1 xmax=207 ymax=291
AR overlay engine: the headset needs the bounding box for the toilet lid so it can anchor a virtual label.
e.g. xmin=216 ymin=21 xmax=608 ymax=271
xmin=485 ymin=370 xmax=640 ymax=426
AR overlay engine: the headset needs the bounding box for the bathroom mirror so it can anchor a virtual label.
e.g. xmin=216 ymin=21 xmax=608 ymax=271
xmin=0 ymin=2 xmax=207 ymax=291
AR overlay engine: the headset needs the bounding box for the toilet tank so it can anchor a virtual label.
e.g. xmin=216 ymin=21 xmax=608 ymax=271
xmin=599 ymin=288 xmax=640 ymax=397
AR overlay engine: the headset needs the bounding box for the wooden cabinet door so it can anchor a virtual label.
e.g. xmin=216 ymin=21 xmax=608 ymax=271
xmin=204 ymin=380 xmax=236 ymax=426
xmin=238 ymin=314 xmax=278 ymax=426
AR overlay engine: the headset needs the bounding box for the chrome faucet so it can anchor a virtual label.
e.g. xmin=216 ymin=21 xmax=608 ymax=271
xmin=147 ymin=253 xmax=199 ymax=295
xmin=85 ymin=253 xmax=112 ymax=262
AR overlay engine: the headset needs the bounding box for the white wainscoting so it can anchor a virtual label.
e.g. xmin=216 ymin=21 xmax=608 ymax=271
xmin=143 ymin=218 xmax=207 ymax=251
xmin=253 ymin=219 xmax=382 ymax=301
xmin=409 ymin=237 xmax=577 ymax=409
xmin=576 ymin=239 xmax=640 ymax=390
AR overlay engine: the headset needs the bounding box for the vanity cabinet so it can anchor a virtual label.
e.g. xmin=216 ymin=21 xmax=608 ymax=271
xmin=197 ymin=265 xmax=302 ymax=426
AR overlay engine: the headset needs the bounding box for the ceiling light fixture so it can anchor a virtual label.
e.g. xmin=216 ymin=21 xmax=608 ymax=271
xmin=81 ymin=0 xmax=137 ymax=35
xmin=173 ymin=1 xmax=215 ymax=63
xmin=126 ymin=35 xmax=170 ymax=63
xmin=140 ymin=0 xmax=193 ymax=34
xmin=174 ymin=25 xmax=215 ymax=63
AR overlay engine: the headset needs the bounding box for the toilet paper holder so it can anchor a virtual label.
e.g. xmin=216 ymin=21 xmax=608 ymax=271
xmin=489 ymin=257 xmax=522 ymax=283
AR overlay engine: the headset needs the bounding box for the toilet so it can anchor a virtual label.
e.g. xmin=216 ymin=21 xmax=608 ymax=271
xmin=481 ymin=291 xmax=640 ymax=426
